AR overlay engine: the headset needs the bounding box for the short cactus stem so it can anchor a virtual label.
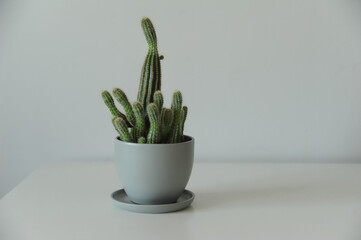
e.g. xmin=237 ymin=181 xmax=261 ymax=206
xmin=168 ymin=91 xmax=183 ymax=143
xmin=113 ymin=88 xmax=136 ymax=127
xmin=180 ymin=106 xmax=188 ymax=137
xmin=137 ymin=137 xmax=146 ymax=143
xmin=130 ymin=127 xmax=136 ymax=141
xmin=133 ymin=101 xmax=146 ymax=139
xmin=102 ymin=91 xmax=129 ymax=124
xmin=147 ymin=103 xmax=161 ymax=144
xmin=112 ymin=117 xmax=121 ymax=137
xmin=160 ymin=108 xmax=173 ymax=142
xmin=114 ymin=117 xmax=133 ymax=142
xmin=153 ymin=91 xmax=163 ymax=113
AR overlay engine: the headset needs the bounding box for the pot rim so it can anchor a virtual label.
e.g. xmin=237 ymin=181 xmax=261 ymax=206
xmin=115 ymin=135 xmax=194 ymax=146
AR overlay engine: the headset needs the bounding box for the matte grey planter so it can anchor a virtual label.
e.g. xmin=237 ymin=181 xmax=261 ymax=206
xmin=114 ymin=135 xmax=194 ymax=205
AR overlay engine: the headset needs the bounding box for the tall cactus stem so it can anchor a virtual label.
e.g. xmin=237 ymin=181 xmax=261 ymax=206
xmin=133 ymin=101 xmax=146 ymax=139
xmin=113 ymin=117 xmax=133 ymax=142
xmin=168 ymin=91 xmax=182 ymax=143
xmin=137 ymin=17 xmax=162 ymax=108
xmin=113 ymin=88 xmax=136 ymax=127
xmin=147 ymin=103 xmax=161 ymax=143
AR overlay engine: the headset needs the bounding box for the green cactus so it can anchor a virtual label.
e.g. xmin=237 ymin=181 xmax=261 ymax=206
xmin=132 ymin=101 xmax=146 ymax=139
xmin=180 ymin=106 xmax=188 ymax=137
xmin=160 ymin=108 xmax=173 ymax=141
xmin=168 ymin=91 xmax=183 ymax=143
xmin=102 ymin=17 xmax=189 ymax=144
xmin=153 ymin=91 xmax=163 ymax=113
xmin=137 ymin=17 xmax=162 ymax=108
xmin=147 ymin=103 xmax=161 ymax=143
xmin=102 ymin=91 xmax=129 ymax=125
xmin=112 ymin=116 xmax=121 ymax=136
xmin=113 ymin=88 xmax=136 ymax=127
xmin=138 ymin=137 xmax=146 ymax=143
xmin=113 ymin=117 xmax=133 ymax=142
xmin=130 ymin=128 xmax=136 ymax=141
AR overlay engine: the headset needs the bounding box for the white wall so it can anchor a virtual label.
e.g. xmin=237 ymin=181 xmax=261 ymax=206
xmin=1 ymin=0 xmax=361 ymax=197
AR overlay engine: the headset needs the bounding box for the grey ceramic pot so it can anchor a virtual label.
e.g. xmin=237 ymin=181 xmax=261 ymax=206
xmin=114 ymin=135 xmax=194 ymax=205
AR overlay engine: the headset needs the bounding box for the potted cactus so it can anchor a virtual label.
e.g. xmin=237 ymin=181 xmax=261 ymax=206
xmin=102 ymin=17 xmax=194 ymax=212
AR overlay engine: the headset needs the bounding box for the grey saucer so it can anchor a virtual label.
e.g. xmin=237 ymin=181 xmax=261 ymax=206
xmin=111 ymin=189 xmax=195 ymax=214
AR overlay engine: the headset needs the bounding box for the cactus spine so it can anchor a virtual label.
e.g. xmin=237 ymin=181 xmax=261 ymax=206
xmin=147 ymin=103 xmax=161 ymax=143
xmin=137 ymin=17 xmax=162 ymax=108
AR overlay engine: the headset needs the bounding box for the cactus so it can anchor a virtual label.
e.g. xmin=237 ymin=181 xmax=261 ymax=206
xmin=102 ymin=17 xmax=189 ymax=144
xmin=153 ymin=91 xmax=163 ymax=112
xmin=130 ymin=128 xmax=136 ymax=141
xmin=138 ymin=137 xmax=146 ymax=143
xmin=147 ymin=103 xmax=161 ymax=143
xmin=137 ymin=17 xmax=162 ymax=108
xmin=160 ymin=108 xmax=173 ymax=141
xmin=133 ymin=101 xmax=146 ymax=139
xmin=102 ymin=91 xmax=129 ymax=125
xmin=180 ymin=106 xmax=188 ymax=137
xmin=113 ymin=88 xmax=136 ymax=127
xmin=113 ymin=117 xmax=133 ymax=142
xmin=112 ymin=117 xmax=121 ymax=136
xmin=168 ymin=91 xmax=183 ymax=143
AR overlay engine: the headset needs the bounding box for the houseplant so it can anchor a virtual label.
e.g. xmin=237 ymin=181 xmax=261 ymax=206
xmin=102 ymin=17 xmax=194 ymax=211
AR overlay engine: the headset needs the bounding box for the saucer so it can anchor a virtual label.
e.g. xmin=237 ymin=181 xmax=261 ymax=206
xmin=111 ymin=189 xmax=195 ymax=214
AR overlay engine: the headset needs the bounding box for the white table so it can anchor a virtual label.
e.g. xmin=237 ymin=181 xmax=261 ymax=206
xmin=1 ymin=161 xmax=361 ymax=240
